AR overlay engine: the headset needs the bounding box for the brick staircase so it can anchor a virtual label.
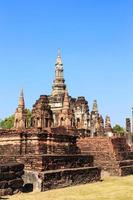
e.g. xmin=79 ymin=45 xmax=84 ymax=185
xmin=111 ymin=138 xmax=133 ymax=176
xmin=78 ymin=137 xmax=133 ymax=176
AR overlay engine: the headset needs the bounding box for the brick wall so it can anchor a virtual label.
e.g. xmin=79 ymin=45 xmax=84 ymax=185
xmin=40 ymin=167 xmax=101 ymax=191
xmin=0 ymin=163 xmax=24 ymax=196
xmin=0 ymin=129 xmax=79 ymax=156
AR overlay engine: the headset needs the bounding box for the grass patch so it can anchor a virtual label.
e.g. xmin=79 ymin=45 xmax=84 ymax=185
xmin=7 ymin=176 xmax=133 ymax=200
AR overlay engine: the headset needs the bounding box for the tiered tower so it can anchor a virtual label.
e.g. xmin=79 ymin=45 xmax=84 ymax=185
xmin=92 ymin=100 xmax=98 ymax=113
xmin=60 ymin=89 xmax=74 ymax=128
xmin=104 ymin=115 xmax=112 ymax=136
xmin=14 ymin=89 xmax=27 ymax=129
xmin=52 ymin=49 xmax=66 ymax=96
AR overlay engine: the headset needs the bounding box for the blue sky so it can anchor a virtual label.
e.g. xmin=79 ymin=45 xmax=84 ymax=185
xmin=0 ymin=0 xmax=133 ymax=126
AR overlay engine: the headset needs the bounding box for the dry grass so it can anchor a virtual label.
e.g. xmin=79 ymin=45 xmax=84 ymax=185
xmin=6 ymin=176 xmax=133 ymax=200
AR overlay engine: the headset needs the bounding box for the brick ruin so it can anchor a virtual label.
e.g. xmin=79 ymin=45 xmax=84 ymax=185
xmin=1 ymin=50 xmax=133 ymax=194
xmin=0 ymin=128 xmax=101 ymax=191
xmin=1 ymin=128 xmax=133 ymax=193
xmin=77 ymin=137 xmax=133 ymax=176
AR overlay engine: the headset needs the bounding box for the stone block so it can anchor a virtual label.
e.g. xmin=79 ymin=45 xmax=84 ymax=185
xmin=9 ymin=163 xmax=24 ymax=172
xmin=0 ymin=181 xmax=8 ymax=189
xmin=8 ymin=178 xmax=24 ymax=190
xmin=41 ymin=167 xmax=101 ymax=191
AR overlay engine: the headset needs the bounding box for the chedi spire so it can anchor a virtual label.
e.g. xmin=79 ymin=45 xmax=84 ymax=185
xmin=56 ymin=48 xmax=63 ymax=65
xmin=63 ymin=89 xmax=70 ymax=111
xmin=14 ymin=89 xmax=27 ymax=129
xmin=92 ymin=100 xmax=98 ymax=113
xmin=52 ymin=49 xmax=66 ymax=96
xmin=105 ymin=115 xmax=112 ymax=133
xmin=18 ymin=89 xmax=25 ymax=108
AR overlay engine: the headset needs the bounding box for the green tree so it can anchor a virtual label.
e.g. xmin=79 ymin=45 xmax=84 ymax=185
xmin=0 ymin=109 xmax=32 ymax=129
xmin=113 ymin=124 xmax=125 ymax=136
xmin=0 ymin=115 xmax=14 ymax=129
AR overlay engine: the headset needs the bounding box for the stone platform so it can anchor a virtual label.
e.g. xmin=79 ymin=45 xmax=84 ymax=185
xmin=22 ymin=166 xmax=101 ymax=191
xmin=0 ymin=128 xmax=101 ymax=191
xmin=0 ymin=154 xmax=100 ymax=190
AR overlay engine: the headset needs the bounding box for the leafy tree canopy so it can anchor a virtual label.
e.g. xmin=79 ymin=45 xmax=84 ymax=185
xmin=113 ymin=124 xmax=125 ymax=135
xmin=0 ymin=115 xmax=14 ymax=129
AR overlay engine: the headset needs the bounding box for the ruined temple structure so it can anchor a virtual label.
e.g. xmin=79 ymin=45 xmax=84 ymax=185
xmin=14 ymin=50 xmax=109 ymax=137
xmin=0 ymin=128 xmax=101 ymax=191
xmin=0 ymin=51 xmax=104 ymax=192
xmin=1 ymin=50 xmax=133 ymax=194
